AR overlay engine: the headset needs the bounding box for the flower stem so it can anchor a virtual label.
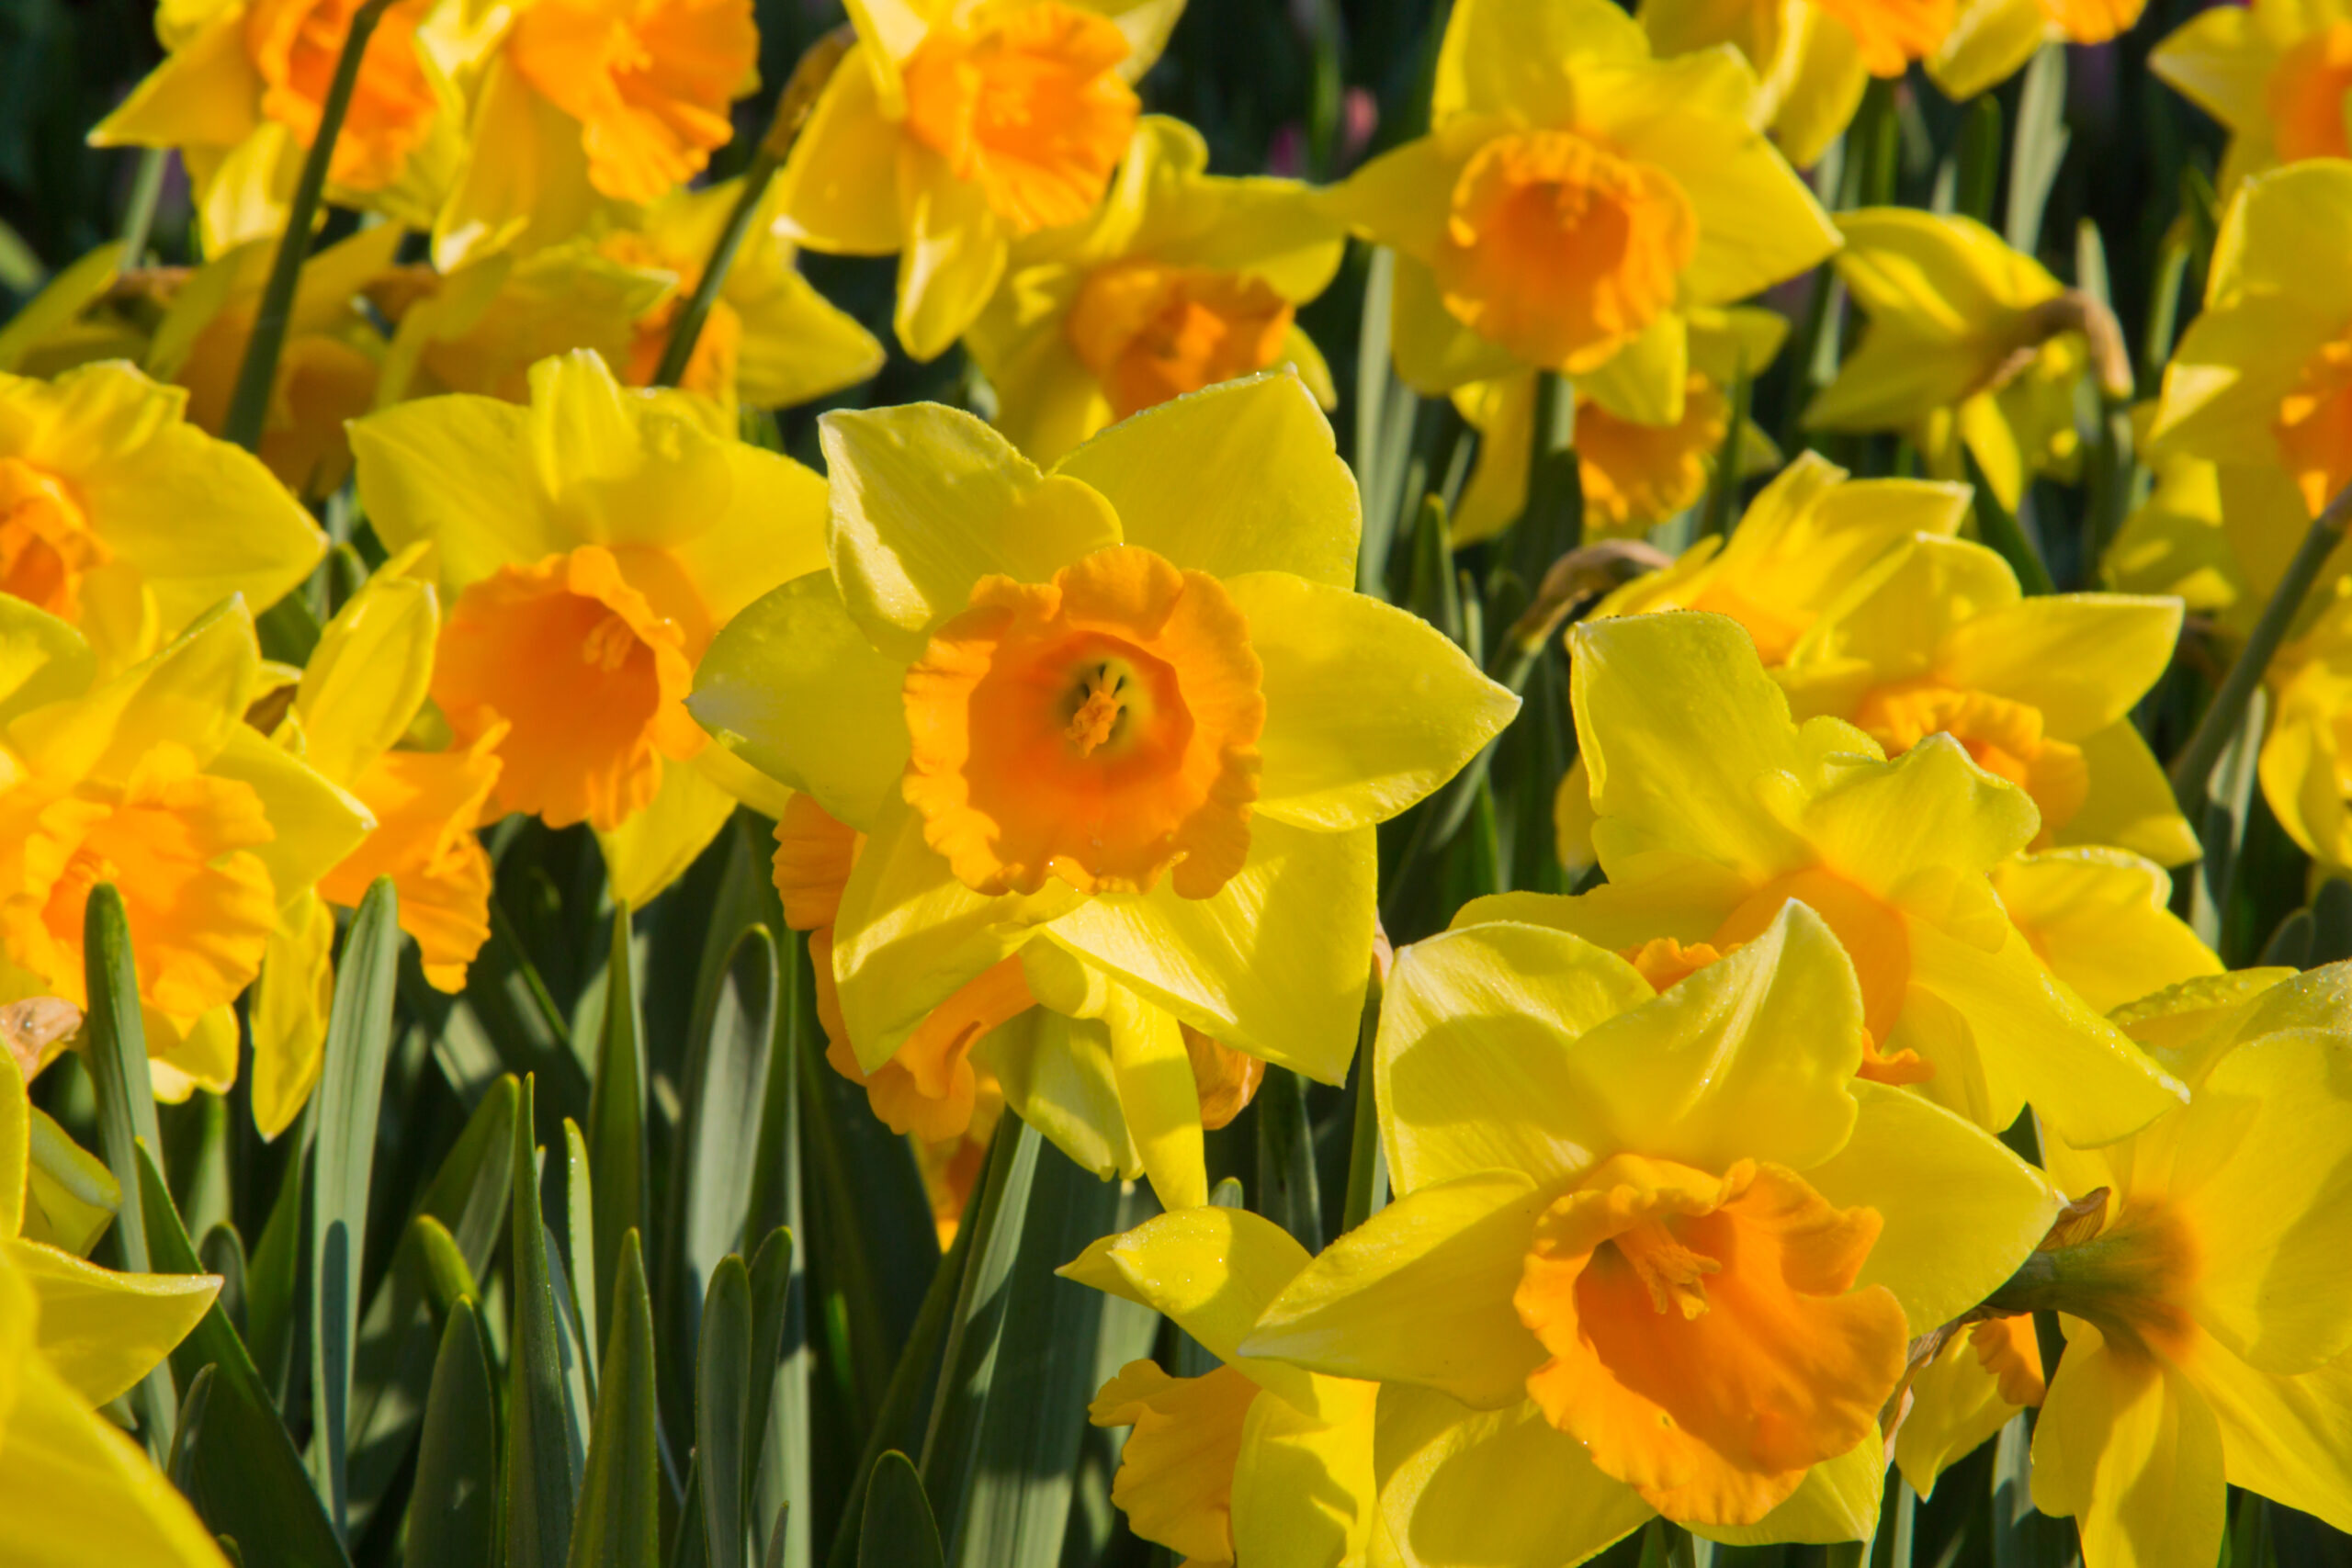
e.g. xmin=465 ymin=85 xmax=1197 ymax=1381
xmin=117 ymin=147 xmax=169 ymax=270
xmin=651 ymin=26 xmax=852 ymax=389
xmin=221 ymin=0 xmax=393 ymax=453
xmin=2168 ymin=479 xmax=2352 ymax=815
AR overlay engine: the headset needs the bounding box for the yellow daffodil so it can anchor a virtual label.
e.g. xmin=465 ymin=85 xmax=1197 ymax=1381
xmin=2261 ymin=588 xmax=2352 ymax=871
xmin=1928 ymin=1 xmax=2141 ymax=104
xmin=90 ymin=0 xmax=482 ymax=253
xmin=372 ymin=240 xmax=674 ymax=406
xmin=1450 ymin=308 xmax=1787 ymax=544
xmin=247 ymin=546 xmax=503 ymax=1138
xmin=0 ymin=1055 xmax=229 ymax=1567
xmin=0 ymin=362 xmax=324 ymax=671
xmin=349 ymin=349 xmax=822 ymax=906
xmin=1320 ymin=0 xmax=1837 ymax=423
xmin=1528 ymin=611 xmax=2187 ymax=1144
xmin=1774 ymin=534 xmax=2196 ymax=865
xmin=2153 ymin=160 xmax=2352 ymax=522
xmin=0 ymin=597 xmax=369 ymax=1098
xmin=774 ymin=0 xmax=1186 ymax=361
xmin=1238 ymin=901 xmax=2059 ymax=1551
xmin=1640 ymin=0 xmax=1955 ymax=171
xmin=1061 ymin=1207 xmax=1378 ymax=1565
xmin=1805 ymin=208 xmax=2119 ymax=509
xmin=965 ymin=115 xmax=1344 ymax=465
xmin=434 ymin=0 xmax=759 ymax=268
xmin=2155 ymin=0 xmax=2352 ymax=191
xmin=2012 ymin=965 xmax=2352 ymax=1568
xmin=1894 ymin=1315 xmax=2048 ymax=1497
xmin=690 ymin=373 xmax=1517 ymax=1207
xmin=1991 ymin=849 xmax=2219 ymax=1013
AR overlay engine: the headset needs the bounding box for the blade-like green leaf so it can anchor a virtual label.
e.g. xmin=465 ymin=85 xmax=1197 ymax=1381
xmin=311 ymin=875 xmax=401 ymax=1535
xmin=744 ymin=1228 xmax=806 ymax=1568
xmin=511 ymin=1075 xmax=583 ymax=1568
xmin=858 ymin=1454 xmax=943 ymax=1568
xmin=669 ymin=927 xmax=776 ymax=1370
xmin=406 ymin=1301 xmax=498 ymax=1568
xmin=671 ymin=1457 xmax=709 ymax=1568
xmin=413 ymin=1213 xmax=482 ymax=1316
xmin=244 ymin=1105 xmax=310 ymax=1404
xmin=571 ymin=1230 xmax=661 ymax=1568
xmin=137 ymin=1142 xmax=351 ymax=1568
xmin=1254 ymin=1068 xmax=1324 ymax=1252
xmin=165 ymin=1363 xmax=217 ymax=1494
xmin=696 ymin=1256 xmax=753 ymax=1568
xmin=825 ymin=1220 xmax=968 ymax=1568
xmin=565 ymin=1116 xmax=602 ymax=1393
xmin=588 ymin=902 xmax=648 ymax=1336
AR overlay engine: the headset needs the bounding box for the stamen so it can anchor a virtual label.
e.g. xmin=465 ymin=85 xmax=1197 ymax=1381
xmin=582 ymin=612 xmax=640 ymax=673
xmin=1612 ymin=1217 xmax=1720 ymax=1319
xmin=1065 ymin=664 xmax=1125 ymax=756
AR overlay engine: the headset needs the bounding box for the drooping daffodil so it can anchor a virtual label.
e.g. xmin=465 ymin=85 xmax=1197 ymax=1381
xmin=966 ymin=115 xmax=1346 ymax=465
xmin=690 ymin=373 xmax=1518 ymax=1208
xmin=350 ymin=349 xmax=825 ymax=907
xmin=1061 ymin=1207 xmax=1378 ymax=1565
xmin=1237 ymin=901 xmax=2060 ymax=1553
xmin=0 ymin=363 xmax=325 ymax=669
xmin=775 ymin=0 xmax=1187 ymax=360
xmin=1320 ymin=0 xmax=1837 ymax=429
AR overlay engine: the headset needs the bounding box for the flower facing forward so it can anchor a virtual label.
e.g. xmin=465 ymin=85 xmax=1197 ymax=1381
xmin=2007 ymin=967 xmax=2352 ymax=1568
xmin=775 ymin=0 xmax=1187 ymax=360
xmin=0 ymin=1055 xmax=230 ymax=1567
xmin=1321 ymin=0 xmax=1836 ymax=425
xmin=1775 ymin=534 xmax=2196 ymax=865
xmin=435 ymin=0 xmax=759 ymax=267
xmin=350 ymin=350 xmax=826 ymax=905
xmin=966 ymin=115 xmax=1345 ymax=465
xmin=1237 ymin=902 xmax=2058 ymax=1554
xmin=0 ymin=599 xmax=370 ymax=1098
xmin=0 ymin=364 xmax=324 ymax=668
xmin=691 ymin=374 xmax=1516 ymax=1206
xmin=1061 ymin=1207 xmax=1378 ymax=1565
xmin=1522 ymin=611 xmax=2185 ymax=1145
xmin=1805 ymin=209 xmax=2123 ymax=509
xmin=2155 ymin=0 xmax=2352 ymax=192
xmin=90 ymin=0 xmax=480 ymax=251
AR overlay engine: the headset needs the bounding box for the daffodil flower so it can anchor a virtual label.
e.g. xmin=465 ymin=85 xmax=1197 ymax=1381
xmin=1320 ymin=0 xmax=1836 ymax=423
xmin=349 ymin=349 xmax=826 ymax=906
xmin=435 ymin=0 xmax=759 ymax=268
xmin=691 ymin=374 xmax=1517 ymax=1207
xmin=1991 ymin=849 xmax=2219 ymax=1014
xmin=1640 ymin=0 xmax=1957 ymax=170
xmin=0 ymin=363 xmax=325 ymax=668
xmin=1774 ymin=534 xmax=2197 ymax=865
xmin=1060 ymin=1207 xmax=1378 ymax=1565
xmin=966 ymin=115 xmax=1345 ymax=465
xmin=1527 ymin=611 xmax=2186 ymax=1145
xmin=1928 ymin=0 xmax=2141 ymax=104
xmin=0 ymin=1055 xmax=229 ymax=1566
xmin=2260 ymin=590 xmax=2352 ymax=873
xmin=2154 ymin=160 xmax=2352 ymax=520
xmin=2015 ymin=965 xmax=2352 ymax=1567
xmin=1804 ymin=208 xmax=2113 ymax=510
xmin=0 ymin=596 xmax=369 ymax=1100
xmin=1236 ymin=901 xmax=2059 ymax=1551
xmin=1894 ymin=1315 xmax=2048 ymax=1499
xmin=1449 ymin=307 xmax=1787 ymax=544
xmin=247 ymin=547 xmax=504 ymax=1137
xmin=775 ymin=0 xmax=1187 ymax=361
xmin=90 ymin=0 xmax=482 ymax=254
xmin=2155 ymin=0 xmax=2352 ymax=192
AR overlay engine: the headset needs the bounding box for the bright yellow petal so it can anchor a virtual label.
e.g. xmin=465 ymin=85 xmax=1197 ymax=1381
xmin=250 ymin=890 xmax=333 ymax=1141
xmin=1993 ymin=850 xmax=2218 ymax=1015
xmin=0 ymin=243 xmax=129 ymax=376
xmin=22 ymin=1106 xmax=119 ymax=1258
xmin=209 ymin=723 xmax=375 ymax=908
xmin=1387 ymin=251 xmax=1523 ymax=394
xmin=1940 ymin=592 xmax=2184 ymax=739
xmin=1061 ymin=1204 xmax=1314 ymax=1363
xmin=2058 ymin=720 xmax=2201 ymax=867
xmin=1896 ymin=1337 xmax=2031 ymax=1499
xmin=1228 ymin=1376 xmax=1381 ymax=1567
xmin=2196 ymin=1339 xmax=2352 ymax=1535
xmin=3 ymin=1239 xmax=216 ymax=1407
xmin=1690 ymin=1432 xmax=1883 ymax=1546
xmin=1102 ymin=980 xmax=1206 ymax=1212
xmin=1927 ymin=0 xmax=2052 ymax=101
xmin=1770 ymin=7 xmax=1871 ymax=169
xmin=895 ymin=152 xmax=1008 ymax=362
xmin=1434 ymin=0 xmax=1651 ymax=122
xmin=980 ymin=1002 xmax=1138 ymax=1179
xmin=775 ymin=46 xmax=907 ymax=255
xmin=8 ymin=598 xmax=255 ymax=785
xmin=666 ymin=443 xmax=832 ymax=631
xmin=595 ymin=754 xmax=737 ymax=908
xmin=729 ymin=265 xmax=888 ymax=411
xmin=296 ymin=569 xmax=437 ymax=787
xmin=1448 ymin=374 xmax=1534 ymax=547
xmin=2034 ymin=1327 xmax=2227 ymax=1568
xmin=431 ymin=57 xmax=605 ymax=271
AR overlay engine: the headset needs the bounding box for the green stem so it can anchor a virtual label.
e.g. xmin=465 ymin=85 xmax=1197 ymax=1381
xmin=220 ymin=0 xmax=393 ymax=452
xmin=2169 ymin=480 xmax=2352 ymax=815
xmin=1697 ymin=354 xmax=1750 ymax=540
xmin=117 ymin=148 xmax=169 ymax=269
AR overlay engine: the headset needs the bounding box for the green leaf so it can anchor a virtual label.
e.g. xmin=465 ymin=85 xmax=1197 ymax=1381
xmin=670 ymin=926 xmax=776 ymax=1355
xmin=511 ymin=1075 xmax=584 ymax=1568
xmin=2005 ymin=44 xmax=2070 ymax=254
xmin=671 ymin=1457 xmax=709 ymax=1568
xmin=565 ymin=1116 xmax=602 ymax=1395
xmin=1254 ymin=1068 xmax=1324 ymax=1251
xmin=244 ymin=1106 xmax=311 ymax=1403
xmin=413 ymin=1213 xmax=483 ymax=1316
xmin=825 ymin=1221 xmax=968 ymax=1568
xmin=571 ymin=1230 xmax=662 ymax=1568
xmin=406 ymin=1301 xmax=499 ymax=1568
xmin=311 ymin=875 xmax=401 ymax=1535
xmin=858 ymin=1454 xmax=944 ymax=1568
xmin=136 ymin=1142 xmax=352 ymax=1568
xmin=165 ymin=1363 xmax=218 ymax=1494
xmin=744 ymin=1228 xmax=807 ymax=1568
xmin=588 ymin=902 xmax=648 ymax=1337
xmin=697 ymin=1256 xmax=754 ymax=1568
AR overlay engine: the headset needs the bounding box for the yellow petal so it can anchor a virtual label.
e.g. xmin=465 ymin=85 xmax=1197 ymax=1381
xmin=1387 ymin=250 xmax=1523 ymax=394
xmin=296 ymin=570 xmax=437 ymax=787
xmin=1770 ymin=8 xmax=1871 ymax=170
xmin=1690 ymin=1432 xmax=1883 ymax=1547
xmin=979 ymin=1003 xmax=1138 ymax=1179
xmin=1228 ymin=1374 xmax=1381 ymax=1567
xmin=1434 ymin=0 xmax=1651 ymax=122
xmin=0 ymin=243 xmax=128 ymax=376
xmin=1896 ymin=1335 xmax=2033 ymax=1499
xmin=2195 ymin=1338 xmax=2352 ymax=1535
xmin=729 ymin=266 xmax=888 ymax=412
xmin=8 ymin=597 xmax=255 ymax=785
xmin=1102 ymin=981 xmax=1206 ymax=1211
xmin=20 ymin=1109 xmax=118 ymax=1258
xmin=2059 ymin=720 xmax=2201 ymax=867
xmin=668 ymin=444 xmax=832 ymax=631
xmin=595 ymin=754 xmax=737 ymax=908
xmin=1940 ymin=592 xmax=2184 ymax=739
xmin=208 ymin=722 xmax=376 ymax=909
xmin=2 ymin=1239 xmax=216 ymax=1407
xmin=1577 ymin=312 xmax=1689 ymax=426
xmin=775 ymin=45 xmax=908 ymax=255
xmin=1061 ymin=1204 xmax=1314 ymax=1363
xmin=0 ymin=595 xmax=92 ymax=737
xmin=1927 ymin=0 xmax=2052 ymax=101
xmin=896 ymin=152 xmax=1008 ymax=362
xmin=1447 ymin=374 xmax=1534 ymax=547
xmin=2033 ymin=1326 xmax=2226 ymax=1568
xmin=251 ymin=890 xmax=334 ymax=1141
xmin=1993 ymin=850 xmax=2218 ymax=1015
xmin=431 ymin=57 xmax=605 ymax=272
xmin=1372 ymin=1383 xmax=1650 ymax=1566
xmin=1054 ymin=373 xmax=1361 ymax=592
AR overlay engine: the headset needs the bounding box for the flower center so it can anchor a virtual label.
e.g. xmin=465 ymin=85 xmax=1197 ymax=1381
xmin=1432 ymin=129 xmax=1697 ymax=374
xmin=1576 ymin=376 xmax=1728 ymax=535
xmin=1853 ymin=678 xmax=2088 ymax=845
xmin=431 ymin=544 xmax=707 ymax=833
xmin=1805 ymin=0 xmax=1956 ymax=75
xmin=510 ymin=0 xmax=757 ymax=205
xmin=243 ymin=0 xmax=439 ymax=189
xmin=1713 ymin=866 xmax=1930 ymax=1085
xmin=1515 ymin=1152 xmax=1905 ymax=1528
xmin=2274 ymin=332 xmax=2352 ymax=517
xmin=902 ymin=2 xmax=1140 ymax=234
xmin=1065 ymin=260 xmax=1295 ymax=419
xmin=901 ymin=545 xmax=1264 ymax=900
xmin=0 ymin=457 xmax=110 ymax=622
xmin=2267 ymin=23 xmax=2352 ymax=163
